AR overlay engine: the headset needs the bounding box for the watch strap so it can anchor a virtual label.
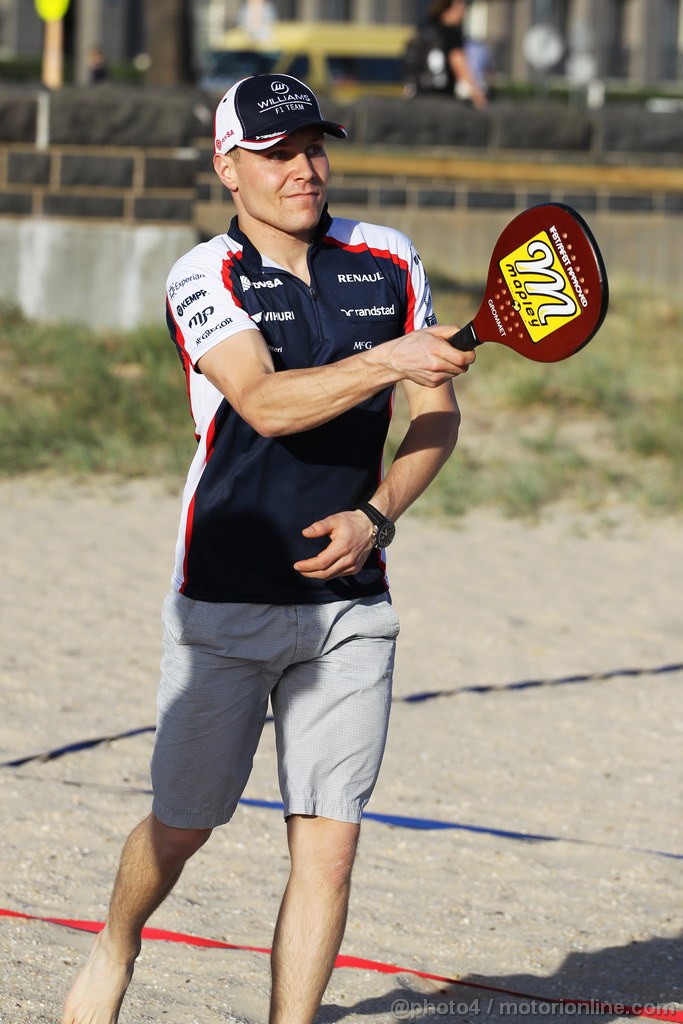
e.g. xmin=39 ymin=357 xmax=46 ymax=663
xmin=355 ymin=501 xmax=389 ymax=529
xmin=356 ymin=502 xmax=396 ymax=549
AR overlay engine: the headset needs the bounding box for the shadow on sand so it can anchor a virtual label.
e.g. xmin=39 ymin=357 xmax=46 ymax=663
xmin=320 ymin=931 xmax=683 ymax=1023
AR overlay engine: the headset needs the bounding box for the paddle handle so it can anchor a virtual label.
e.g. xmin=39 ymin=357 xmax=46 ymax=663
xmin=447 ymin=322 xmax=480 ymax=351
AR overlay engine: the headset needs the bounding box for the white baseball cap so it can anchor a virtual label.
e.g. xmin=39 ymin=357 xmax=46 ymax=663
xmin=214 ymin=73 xmax=347 ymax=154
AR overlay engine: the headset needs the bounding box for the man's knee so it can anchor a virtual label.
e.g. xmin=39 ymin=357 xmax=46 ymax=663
xmin=148 ymin=814 xmax=212 ymax=868
xmin=287 ymin=815 xmax=360 ymax=889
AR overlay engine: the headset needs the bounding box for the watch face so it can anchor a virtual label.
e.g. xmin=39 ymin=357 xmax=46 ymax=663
xmin=376 ymin=520 xmax=396 ymax=548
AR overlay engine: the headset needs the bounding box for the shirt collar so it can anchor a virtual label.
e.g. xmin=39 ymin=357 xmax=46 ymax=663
xmin=227 ymin=206 xmax=332 ymax=274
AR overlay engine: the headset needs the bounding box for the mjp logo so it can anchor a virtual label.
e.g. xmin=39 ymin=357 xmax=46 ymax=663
xmin=188 ymin=306 xmax=214 ymax=329
xmin=500 ymin=231 xmax=580 ymax=343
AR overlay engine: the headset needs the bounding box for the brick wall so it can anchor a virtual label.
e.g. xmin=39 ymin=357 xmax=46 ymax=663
xmin=2 ymin=86 xmax=683 ymax=234
xmin=1 ymin=84 xmax=681 ymax=326
xmin=0 ymin=143 xmax=197 ymax=222
xmin=0 ymin=84 xmax=209 ymax=226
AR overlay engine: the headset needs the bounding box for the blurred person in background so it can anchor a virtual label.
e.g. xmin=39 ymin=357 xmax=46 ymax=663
xmin=87 ymin=45 xmax=109 ymax=84
xmin=404 ymin=0 xmax=489 ymax=108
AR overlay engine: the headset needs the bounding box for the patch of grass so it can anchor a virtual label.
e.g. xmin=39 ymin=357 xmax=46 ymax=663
xmin=393 ymin=286 xmax=683 ymax=518
xmin=1 ymin=287 xmax=681 ymax=519
xmin=0 ymin=306 xmax=194 ymax=478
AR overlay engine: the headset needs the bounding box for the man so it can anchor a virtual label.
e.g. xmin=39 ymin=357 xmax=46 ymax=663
xmin=63 ymin=73 xmax=474 ymax=1024
xmin=406 ymin=0 xmax=488 ymax=108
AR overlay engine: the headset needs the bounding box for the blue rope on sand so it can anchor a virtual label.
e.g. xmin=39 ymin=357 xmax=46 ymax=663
xmin=1 ymin=661 xmax=680 ymax=770
xmin=0 ymin=725 xmax=156 ymax=768
xmin=6 ymin=776 xmax=683 ymax=861
xmin=398 ymin=660 xmax=683 ymax=704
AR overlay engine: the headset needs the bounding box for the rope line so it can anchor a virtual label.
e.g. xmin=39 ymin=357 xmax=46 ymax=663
xmin=0 ymin=725 xmax=156 ymax=769
xmin=398 ymin=661 xmax=683 ymax=704
xmin=2 ymin=661 xmax=680 ymax=770
xmin=8 ymin=773 xmax=683 ymax=862
xmin=2 ymin=908 xmax=681 ymax=1023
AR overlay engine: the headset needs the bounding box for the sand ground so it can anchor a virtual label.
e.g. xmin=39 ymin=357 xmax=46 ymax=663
xmin=1 ymin=476 xmax=681 ymax=1024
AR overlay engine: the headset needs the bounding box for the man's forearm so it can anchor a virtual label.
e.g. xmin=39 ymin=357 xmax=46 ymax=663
xmin=370 ymin=406 xmax=461 ymax=522
xmin=236 ymin=346 xmax=398 ymax=437
xmin=199 ymin=325 xmax=474 ymax=439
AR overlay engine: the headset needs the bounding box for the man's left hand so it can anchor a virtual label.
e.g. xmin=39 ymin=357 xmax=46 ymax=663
xmin=293 ymin=511 xmax=375 ymax=579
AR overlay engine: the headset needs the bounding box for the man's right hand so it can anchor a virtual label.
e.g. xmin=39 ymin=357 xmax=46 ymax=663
xmin=382 ymin=324 xmax=476 ymax=387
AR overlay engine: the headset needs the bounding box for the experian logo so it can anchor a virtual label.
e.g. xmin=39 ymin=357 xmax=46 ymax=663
xmin=168 ymin=273 xmax=205 ymax=300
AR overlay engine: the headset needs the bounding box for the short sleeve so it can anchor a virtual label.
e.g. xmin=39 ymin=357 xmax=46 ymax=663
xmin=166 ymin=258 xmax=259 ymax=366
xmin=406 ymin=241 xmax=437 ymax=330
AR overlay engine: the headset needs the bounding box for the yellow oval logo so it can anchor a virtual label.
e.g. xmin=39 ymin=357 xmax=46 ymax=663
xmin=34 ymin=0 xmax=71 ymax=21
xmin=499 ymin=230 xmax=580 ymax=343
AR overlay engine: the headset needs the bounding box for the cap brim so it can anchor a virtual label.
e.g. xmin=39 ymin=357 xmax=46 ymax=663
xmin=238 ymin=120 xmax=347 ymax=151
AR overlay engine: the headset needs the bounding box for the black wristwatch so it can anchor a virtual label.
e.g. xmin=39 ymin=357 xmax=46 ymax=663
xmin=356 ymin=501 xmax=396 ymax=549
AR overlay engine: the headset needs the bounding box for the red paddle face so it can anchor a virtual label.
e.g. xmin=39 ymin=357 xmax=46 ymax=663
xmin=467 ymin=204 xmax=608 ymax=362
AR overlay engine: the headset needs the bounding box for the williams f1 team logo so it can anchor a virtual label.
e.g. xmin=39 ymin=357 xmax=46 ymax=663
xmin=500 ymin=231 xmax=580 ymax=343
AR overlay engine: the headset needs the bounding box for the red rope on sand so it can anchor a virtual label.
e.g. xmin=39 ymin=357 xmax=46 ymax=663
xmin=2 ymin=907 xmax=682 ymax=1021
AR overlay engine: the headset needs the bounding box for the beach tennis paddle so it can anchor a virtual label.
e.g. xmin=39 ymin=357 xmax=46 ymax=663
xmin=449 ymin=203 xmax=608 ymax=362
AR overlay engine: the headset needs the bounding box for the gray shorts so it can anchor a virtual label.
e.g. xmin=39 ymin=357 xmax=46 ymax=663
xmin=150 ymin=590 xmax=400 ymax=829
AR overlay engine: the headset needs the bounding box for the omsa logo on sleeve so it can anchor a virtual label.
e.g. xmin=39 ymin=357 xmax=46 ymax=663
xmin=499 ymin=231 xmax=580 ymax=343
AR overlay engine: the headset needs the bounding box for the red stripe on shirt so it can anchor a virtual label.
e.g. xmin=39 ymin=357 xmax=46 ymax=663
xmin=177 ymin=246 xmax=246 ymax=592
xmin=324 ymin=237 xmax=409 ymax=269
xmin=179 ymin=413 xmax=219 ymax=594
xmin=403 ymin=268 xmax=417 ymax=332
xmin=221 ymin=250 xmax=245 ymax=305
xmin=167 ymin=297 xmax=191 ymax=361
xmin=322 ymin=235 xmax=417 ymax=331
xmin=167 ymin=298 xmax=197 ymax=427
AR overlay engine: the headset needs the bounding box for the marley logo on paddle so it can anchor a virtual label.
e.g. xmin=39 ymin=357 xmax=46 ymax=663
xmin=499 ymin=230 xmax=581 ymax=343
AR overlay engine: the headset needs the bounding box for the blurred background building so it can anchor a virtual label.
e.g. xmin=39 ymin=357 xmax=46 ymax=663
xmin=0 ymin=0 xmax=682 ymax=96
xmin=1 ymin=0 xmax=681 ymax=326
xmin=204 ymin=0 xmax=683 ymax=91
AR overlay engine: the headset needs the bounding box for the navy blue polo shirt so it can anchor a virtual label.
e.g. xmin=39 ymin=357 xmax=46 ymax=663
xmin=165 ymin=209 xmax=435 ymax=603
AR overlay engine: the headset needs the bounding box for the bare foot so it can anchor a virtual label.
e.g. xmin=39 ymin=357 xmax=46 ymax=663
xmin=62 ymin=928 xmax=137 ymax=1024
